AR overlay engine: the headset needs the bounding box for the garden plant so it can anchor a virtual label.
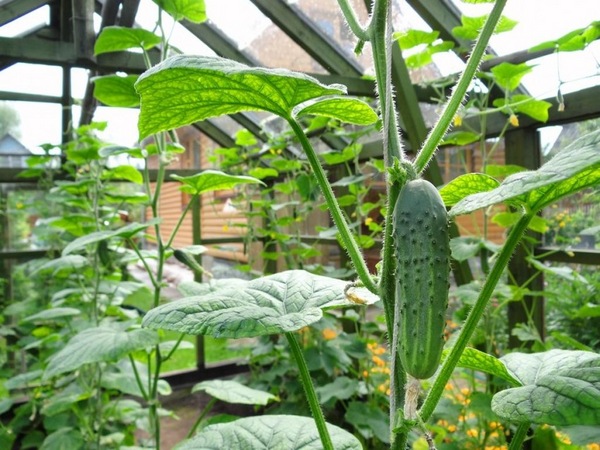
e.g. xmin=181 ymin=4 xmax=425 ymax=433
xmin=0 ymin=0 xmax=599 ymax=449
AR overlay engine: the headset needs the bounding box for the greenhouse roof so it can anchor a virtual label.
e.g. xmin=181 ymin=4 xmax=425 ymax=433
xmin=0 ymin=0 xmax=599 ymax=152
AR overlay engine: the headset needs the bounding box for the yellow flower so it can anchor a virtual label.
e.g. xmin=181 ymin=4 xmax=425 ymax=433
xmin=509 ymin=114 xmax=519 ymax=127
xmin=322 ymin=328 xmax=337 ymax=340
xmin=447 ymin=424 xmax=457 ymax=433
xmin=489 ymin=421 xmax=501 ymax=430
xmin=222 ymin=224 xmax=229 ymax=232
xmin=460 ymin=387 xmax=471 ymax=396
xmin=453 ymin=115 xmax=463 ymax=127
xmin=365 ymin=217 xmax=373 ymax=226
xmin=555 ymin=432 xmax=571 ymax=445
xmin=372 ymin=355 xmax=386 ymax=367
xmin=559 ymin=221 xmax=566 ymax=228
xmin=466 ymin=428 xmax=478 ymax=437
xmin=587 ymin=444 xmax=600 ymax=450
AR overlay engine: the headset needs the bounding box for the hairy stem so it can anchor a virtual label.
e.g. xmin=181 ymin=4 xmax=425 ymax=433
xmin=509 ymin=422 xmax=530 ymax=450
xmin=287 ymin=117 xmax=377 ymax=294
xmin=414 ymin=0 xmax=508 ymax=174
xmin=285 ymin=332 xmax=333 ymax=450
xmin=336 ymin=0 xmax=370 ymax=41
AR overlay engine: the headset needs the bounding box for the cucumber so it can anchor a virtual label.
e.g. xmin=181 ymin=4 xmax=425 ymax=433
xmin=393 ymin=178 xmax=450 ymax=379
xmin=174 ymin=249 xmax=207 ymax=276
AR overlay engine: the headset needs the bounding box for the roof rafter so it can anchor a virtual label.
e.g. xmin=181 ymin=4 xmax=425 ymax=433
xmin=249 ymin=0 xmax=363 ymax=76
xmin=0 ymin=0 xmax=50 ymax=27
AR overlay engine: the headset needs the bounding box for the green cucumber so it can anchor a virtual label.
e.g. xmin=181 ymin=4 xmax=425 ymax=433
xmin=393 ymin=178 xmax=450 ymax=379
xmin=173 ymin=249 xmax=207 ymax=277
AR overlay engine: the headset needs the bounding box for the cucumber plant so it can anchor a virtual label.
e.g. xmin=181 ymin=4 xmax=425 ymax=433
xmin=136 ymin=0 xmax=600 ymax=448
xmin=3 ymin=0 xmax=599 ymax=449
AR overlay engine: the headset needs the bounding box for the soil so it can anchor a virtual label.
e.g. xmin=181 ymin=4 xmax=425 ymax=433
xmin=156 ymin=387 xmax=255 ymax=449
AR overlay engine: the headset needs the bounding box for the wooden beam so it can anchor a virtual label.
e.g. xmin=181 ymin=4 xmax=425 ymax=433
xmin=0 ymin=0 xmax=50 ymax=27
xmin=535 ymin=247 xmax=600 ymax=266
xmin=0 ymin=90 xmax=61 ymax=102
xmin=505 ymin=128 xmax=545 ymax=347
xmin=465 ymin=84 xmax=600 ymax=136
xmin=0 ymin=36 xmax=75 ymax=65
xmin=118 ymin=0 xmax=140 ymax=28
xmin=249 ymin=0 xmax=363 ymax=76
xmin=192 ymin=120 xmax=236 ymax=148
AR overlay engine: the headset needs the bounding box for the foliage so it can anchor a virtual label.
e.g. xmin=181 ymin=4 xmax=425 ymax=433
xmin=0 ymin=101 xmax=21 ymax=138
xmin=2 ymin=1 xmax=600 ymax=450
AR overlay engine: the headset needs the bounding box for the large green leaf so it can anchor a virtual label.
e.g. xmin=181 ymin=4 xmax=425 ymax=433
xmin=135 ymin=56 xmax=345 ymax=139
xmin=345 ymin=401 xmax=390 ymax=444
xmin=102 ymin=165 xmax=143 ymax=184
xmin=315 ymin=376 xmax=360 ymax=403
xmin=62 ymin=220 xmax=159 ymax=256
xmin=450 ymin=129 xmax=600 ymax=216
xmin=490 ymin=62 xmax=533 ymax=92
xmin=152 ymin=0 xmax=206 ymax=23
xmin=453 ymin=347 xmax=520 ymax=385
xmin=294 ymin=97 xmax=378 ymax=126
xmin=44 ymin=327 xmax=159 ymax=379
xmin=102 ymin=362 xmax=171 ymax=397
xmin=143 ymin=270 xmax=372 ymax=338
xmin=94 ymin=26 xmax=161 ymax=55
xmin=491 ymin=349 xmax=600 ymax=426
xmin=21 ymin=307 xmax=81 ymax=323
xmin=176 ymin=415 xmax=361 ymax=449
xmin=34 ymin=255 xmax=88 ymax=277
xmin=177 ymin=278 xmax=249 ymax=297
xmin=92 ymin=75 xmax=140 ymax=107
xmin=394 ymin=29 xmax=440 ymax=49
xmin=493 ymin=95 xmax=552 ymax=123
xmin=191 ymin=380 xmax=277 ymax=405
xmin=41 ymin=427 xmax=84 ymax=450
xmin=5 ymin=369 xmax=43 ymax=390
xmin=453 ymin=14 xmax=517 ymax=40
xmin=530 ymin=22 xmax=600 ymax=52
xmin=171 ymin=170 xmax=263 ymax=195
xmin=440 ymin=173 xmax=499 ymax=207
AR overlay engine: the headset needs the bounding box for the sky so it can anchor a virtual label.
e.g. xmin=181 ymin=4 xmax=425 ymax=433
xmin=0 ymin=0 xmax=599 ymax=153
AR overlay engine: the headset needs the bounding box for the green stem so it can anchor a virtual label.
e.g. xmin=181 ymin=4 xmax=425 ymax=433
xmin=166 ymin=194 xmax=197 ymax=248
xmin=163 ymin=333 xmax=186 ymax=362
xmin=129 ymin=354 xmax=148 ymax=400
xmin=368 ymin=0 xmax=403 ymax=166
xmin=187 ymin=398 xmax=217 ymax=438
xmin=287 ymin=117 xmax=377 ymax=294
xmin=419 ymin=212 xmax=533 ymax=421
xmin=414 ymin=0 xmax=508 ymax=174
xmin=336 ymin=0 xmax=370 ymax=41
xmin=285 ymin=332 xmax=333 ymax=450
xmin=127 ymin=238 xmax=158 ymax=288
xmin=509 ymin=422 xmax=530 ymax=450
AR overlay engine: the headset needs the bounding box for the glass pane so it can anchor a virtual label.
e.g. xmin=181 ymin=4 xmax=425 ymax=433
xmin=203 ymin=0 xmax=328 ymax=73
xmin=0 ymin=6 xmax=49 ymax=37
xmin=293 ymin=0 xmax=372 ymax=73
xmin=1 ymin=101 xmax=62 ymax=152
xmin=135 ymin=0 xmax=217 ymax=55
xmin=448 ymin=0 xmax=600 ymax=94
xmin=0 ymin=63 xmax=63 ymax=97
